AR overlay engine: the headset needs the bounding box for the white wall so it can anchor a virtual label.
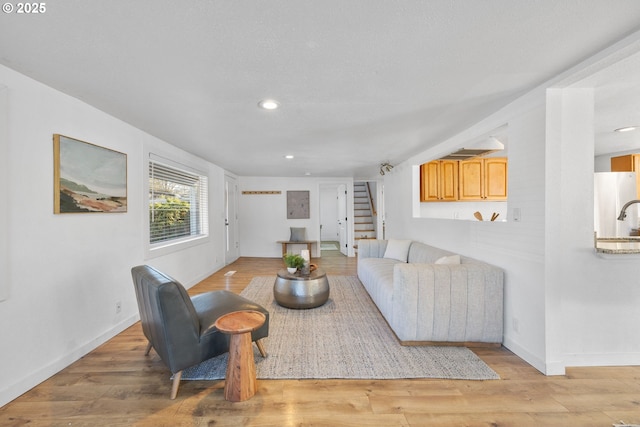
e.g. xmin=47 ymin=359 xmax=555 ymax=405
xmin=0 ymin=85 xmax=9 ymax=302
xmin=0 ymin=64 xmax=227 ymax=406
xmin=238 ymin=177 xmax=354 ymax=258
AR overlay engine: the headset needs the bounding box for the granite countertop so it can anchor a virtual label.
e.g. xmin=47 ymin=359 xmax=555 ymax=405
xmin=595 ymin=237 xmax=640 ymax=255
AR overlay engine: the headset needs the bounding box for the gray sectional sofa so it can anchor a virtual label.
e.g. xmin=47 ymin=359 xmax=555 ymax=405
xmin=357 ymin=239 xmax=504 ymax=345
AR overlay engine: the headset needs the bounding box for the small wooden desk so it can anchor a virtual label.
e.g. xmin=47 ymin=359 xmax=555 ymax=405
xmin=214 ymin=310 xmax=266 ymax=402
xmin=277 ymin=240 xmax=315 ymax=257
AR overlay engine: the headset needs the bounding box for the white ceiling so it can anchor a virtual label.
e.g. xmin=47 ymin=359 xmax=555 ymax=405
xmin=1 ymin=1 xmax=640 ymax=177
xmin=591 ymin=50 xmax=640 ymax=156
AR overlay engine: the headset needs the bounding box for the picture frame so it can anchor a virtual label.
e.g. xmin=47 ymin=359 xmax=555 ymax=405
xmin=287 ymin=190 xmax=310 ymax=219
xmin=53 ymin=134 xmax=127 ymax=213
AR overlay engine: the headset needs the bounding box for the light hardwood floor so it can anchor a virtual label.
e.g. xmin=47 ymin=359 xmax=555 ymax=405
xmin=2 ymin=252 xmax=640 ymax=426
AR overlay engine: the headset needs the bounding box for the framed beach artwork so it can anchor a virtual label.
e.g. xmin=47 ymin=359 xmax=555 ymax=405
xmin=53 ymin=134 xmax=127 ymax=213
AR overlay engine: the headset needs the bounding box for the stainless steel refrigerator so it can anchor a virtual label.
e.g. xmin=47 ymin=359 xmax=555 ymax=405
xmin=594 ymin=172 xmax=637 ymax=237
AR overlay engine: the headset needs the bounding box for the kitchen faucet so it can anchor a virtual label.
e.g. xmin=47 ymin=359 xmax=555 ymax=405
xmin=617 ymin=199 xmax=640 ymax=220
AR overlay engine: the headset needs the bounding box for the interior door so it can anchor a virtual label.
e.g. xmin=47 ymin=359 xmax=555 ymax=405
xmin=224 ymin=175 xmax=239 ymax=264
xmin=320 ymin=185 xmax=339 ymax=241
xmin=337 ymin=184 xmax=348 ymax=255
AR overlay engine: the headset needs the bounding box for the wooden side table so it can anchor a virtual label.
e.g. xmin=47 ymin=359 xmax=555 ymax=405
xmin=276 ymin=240 xmax=315 ymax=257
xmin=214 ymin=310 xmax=266 ymax=402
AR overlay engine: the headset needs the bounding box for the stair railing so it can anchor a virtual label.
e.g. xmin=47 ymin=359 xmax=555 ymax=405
xmin=366 ymin=182 xmax=377 ymax=216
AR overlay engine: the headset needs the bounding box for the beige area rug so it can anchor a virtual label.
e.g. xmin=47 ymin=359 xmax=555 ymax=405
xmin=181 ymin=275 xmax=500 ymax=380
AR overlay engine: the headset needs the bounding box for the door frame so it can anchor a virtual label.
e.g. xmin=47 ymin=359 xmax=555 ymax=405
xmin=377 ymin=180 xmax=386 ymax=240
xmin=319 ymin=185 xmax=340 ymax=242
xmin=317 ymin=180 xmax=355 ymax=257
xmin=369 ymin=179 xmax=386 ymax=240
xmin=337 ymin=183 xmax=348 ymax=256
xmin=224 ymin=174 xmax=239 ymax=264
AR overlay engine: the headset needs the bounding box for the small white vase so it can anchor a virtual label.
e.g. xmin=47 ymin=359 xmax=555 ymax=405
xmin=287 ymin=267 xmax=297 ymax=274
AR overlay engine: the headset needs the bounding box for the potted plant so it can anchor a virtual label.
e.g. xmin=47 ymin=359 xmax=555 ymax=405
xmin=283 ymin=253 xmax=305 ymax=273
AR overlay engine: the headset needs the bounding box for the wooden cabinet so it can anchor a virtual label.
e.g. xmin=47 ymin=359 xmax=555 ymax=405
xmin=420 ymin=157 xmax=507 ymax=202
xmin=459 ymin=157 xmax=508 ymax=201
xmin=611 ymin=154 xmax=640 ymax=198
xmin=420 ymin=160 xmax=458 ymax=202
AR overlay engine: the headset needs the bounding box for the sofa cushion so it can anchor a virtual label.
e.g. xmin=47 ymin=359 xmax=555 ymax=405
xmin=407 ymin=241 xmax=455 ymax=264
xmin=357 ymin=257 xmax=399 ymax=312
xmin=435 ymin=254 xmax=461 ymax=265
xmin=383 ymin=239 xmax=412 ymax=262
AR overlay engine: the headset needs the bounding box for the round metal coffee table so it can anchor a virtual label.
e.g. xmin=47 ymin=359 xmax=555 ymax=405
xmin=273 ymin=267 xmax=330 ymax=309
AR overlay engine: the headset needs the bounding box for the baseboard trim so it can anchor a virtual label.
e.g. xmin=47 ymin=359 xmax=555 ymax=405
xmin=562 ymin=351 xmax=640 ymax=369
xmin=400 ymin=340 xmax=501 ymax=348
xmin=183 ymin=266 xmax=222 ymax=289
xmin=0 ymin=313 xmax=138 ymax=407
xmin=502 ymin=336 xmax=550 ymax=375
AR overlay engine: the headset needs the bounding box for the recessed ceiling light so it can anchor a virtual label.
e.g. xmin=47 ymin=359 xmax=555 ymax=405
xmin=284 ymin=155 xmax=294 ymax=159
xmin=258 ymin=99 xmax=279 ymax=110
xmin=614 ymin=126 xmax=639 ymax=133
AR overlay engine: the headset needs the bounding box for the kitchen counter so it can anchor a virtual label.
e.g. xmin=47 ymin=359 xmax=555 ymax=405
xmin=595 ymin=237 xmax=640 ymax=256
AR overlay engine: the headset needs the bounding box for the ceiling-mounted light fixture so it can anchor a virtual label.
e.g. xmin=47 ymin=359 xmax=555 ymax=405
xmin=379 ymin=162 xmax=394 ymax=176
xmin=614 ymin=126 xmax=639 ymax=133
xmin=258 ymin=99 xmax=280 ymax=110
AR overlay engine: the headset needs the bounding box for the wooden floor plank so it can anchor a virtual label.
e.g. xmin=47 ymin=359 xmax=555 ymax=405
xmin=1 ymin=251 xmax=640 ymax=426
xmin=404 ymin=412 xmax=539 ymax=427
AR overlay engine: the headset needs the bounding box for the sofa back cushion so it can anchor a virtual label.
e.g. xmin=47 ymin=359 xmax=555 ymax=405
xmin=435 ymin=254 xmax=461 ymax=264
xmin=407 ymin=241 xmax=456 ymax=263
xmin=383 ymin=239 xmax=412 ymax=262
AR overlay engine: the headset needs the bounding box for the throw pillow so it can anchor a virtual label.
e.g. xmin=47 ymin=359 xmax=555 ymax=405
xmin=383 ymin=239 xmax=412 ymax=262
xmin=435 ymin=254 xmax=461 ymax=265
xmin=290 ymin=227 xmax=306 ymax=242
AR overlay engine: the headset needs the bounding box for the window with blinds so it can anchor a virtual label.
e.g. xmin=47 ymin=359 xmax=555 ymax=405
xmin=149 ymin=159 xmax=208 ymax=245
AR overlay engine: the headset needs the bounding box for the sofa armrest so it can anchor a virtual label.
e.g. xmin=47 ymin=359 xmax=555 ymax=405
xmin=391 ymin=262 xmax=504 ymax=343
xmin=357 ymin=239 xmax=387 ymax=259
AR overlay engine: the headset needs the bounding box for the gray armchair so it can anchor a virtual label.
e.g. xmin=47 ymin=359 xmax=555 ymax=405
xmin=131 ymin=265 xmax=269 ymax=399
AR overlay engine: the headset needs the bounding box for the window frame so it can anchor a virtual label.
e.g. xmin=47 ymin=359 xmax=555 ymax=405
xmin=145 ymin=152 xmax=209 ymax=259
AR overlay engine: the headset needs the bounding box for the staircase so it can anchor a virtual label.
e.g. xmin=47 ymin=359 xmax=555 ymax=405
xmin=353 ymin=182 xmax=376 ymax=241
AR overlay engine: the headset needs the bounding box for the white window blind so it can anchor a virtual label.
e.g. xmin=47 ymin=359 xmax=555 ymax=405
xmin=149 ymin=159 xmax=208 ymax=245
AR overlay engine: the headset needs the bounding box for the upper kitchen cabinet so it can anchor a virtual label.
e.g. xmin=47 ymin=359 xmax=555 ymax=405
xmin=611 ymin=154 xmax=640 ymax=198
xmin=459 ymin=157 xmax=508 ymax=201
xmin=420 ymin=160 xmax=458 ymax=202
